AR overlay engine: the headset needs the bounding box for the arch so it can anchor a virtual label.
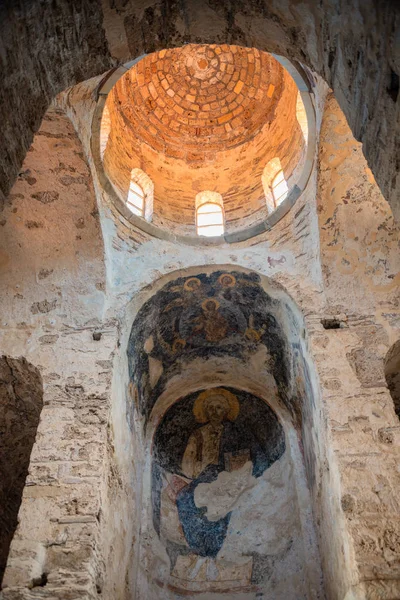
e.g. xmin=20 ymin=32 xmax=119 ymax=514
xmin=262 ymin=158 xmax=286 ymax=213
xmin=125 ymin=267 xmax=323 ymax=596
xmin=317 ymin=92 xmax=399 ymax=310
xmin=385 ymin=339 xmax=400 ymax=418
xmin=91 ymin=52 xmax=317 ymax=244
xmin=0 ymin=356 xmax=43 ymax=585
xmin=0 ymin=102 xmax=108 ymax=594
xmin=195 ymin=191 xmax=224 ymax=237
xmin=1 ymin=2 xmax=398 ymax=219
xmin=120 ymin=264 xmax=354 ymax=599
xmin=127 ymin=168 xmax=154 ymax=221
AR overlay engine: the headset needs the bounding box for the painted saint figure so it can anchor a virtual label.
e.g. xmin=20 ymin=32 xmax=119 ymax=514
xmin=172 ymin=389 xmax=267 ymax=559
xmin=155 ymin=387 xmax=285 ymax=587
xmin=191 ymin=299 xmax=228 ymax=343
xmin=181 ymin=390 xmax=239 ymax=479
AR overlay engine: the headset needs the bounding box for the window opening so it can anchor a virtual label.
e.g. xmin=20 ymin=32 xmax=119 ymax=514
xmin=272 ymin=170 xmax=289 ymax=207
xmin=127 ymin=180 xmax=145 ymax=217
xmin=195 ymin=191 xmax=224 ymax=237
xmin=296 ymin=91 xmax=308 ymax=142
xmin=196 ymin=203 xmax=224 ymax=237
xmin=125 ymin=169 xmax=154 ymax=221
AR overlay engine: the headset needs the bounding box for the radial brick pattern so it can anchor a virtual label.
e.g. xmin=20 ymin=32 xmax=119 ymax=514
xmin=104 ymin=45 xmax=304 ymax=234
xmin=115 ymin=45 xmax=283 ymax=160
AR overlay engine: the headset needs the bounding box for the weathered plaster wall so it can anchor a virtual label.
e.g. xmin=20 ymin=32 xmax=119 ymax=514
xmin=0 ymin=56 xmax=399 ymax=600
xmin=0 ymin=0 xmax=399 ymax=220
xmin=123 ymin=270 xmax=324 ymax=598
xmin=385 ymin=340 xmax=400 ymax=417
xmin=308 ymin=321 xmax=400 ymax=599
xmin=318 ymin=93 xmax=400 ymax=315
xmin=313 ymin=94 xmax=400 ymax=599
xmin=0 ymin=108 xmax=123 ymax=599
xmin=0 ymin=357 xmax=43 ymax=586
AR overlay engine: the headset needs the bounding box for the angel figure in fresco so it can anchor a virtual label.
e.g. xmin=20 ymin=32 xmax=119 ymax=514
xmin=191 ymin=298 xmax=229 ymax=343
xmin=159 ymin=388 xmax=270 ymax=587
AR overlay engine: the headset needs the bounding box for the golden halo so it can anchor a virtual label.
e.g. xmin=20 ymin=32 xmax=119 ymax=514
xmin=183 ymin=277 xmax=201 ymax=291
xmin=218 ymin=273 xmax=236 ymax=287
xmin=193 ymin=388 xmax=240 ymax=423
xmin=172 ymin=338 xmax=186 ymax=352
xmin=201 ymin=298 xmax=220 ymax=311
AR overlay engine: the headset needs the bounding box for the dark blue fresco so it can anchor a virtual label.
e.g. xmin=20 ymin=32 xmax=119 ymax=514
xmin=152 ymin=389 xmax=285 ymax=561
xmin=127 ymin=271 xmax=293 ymax=425
xmin=176 ymin=465 xmax=231 ymax=558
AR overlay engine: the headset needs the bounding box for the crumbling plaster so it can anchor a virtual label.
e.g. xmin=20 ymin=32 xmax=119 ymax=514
xmin=0 ymin=109 xmax=124 ymax=599
xmin=0 ymin=42 xmax=399 ymax=600
xmin=0 ymin=0 xmax=399 ymax=220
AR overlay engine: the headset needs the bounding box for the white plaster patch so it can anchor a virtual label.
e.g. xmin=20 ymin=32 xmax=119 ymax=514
xmin=194 ymin=461 xmax=256 ymax=521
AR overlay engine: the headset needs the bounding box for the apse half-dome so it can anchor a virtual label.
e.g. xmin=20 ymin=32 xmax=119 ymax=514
xmin=99 ymin=44 xmax=313 ymax=240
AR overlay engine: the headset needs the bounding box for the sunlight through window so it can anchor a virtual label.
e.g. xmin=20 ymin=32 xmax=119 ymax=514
xmin=127 ymin=180 xmax=145 ymax=217
xmin=272 ymin=170 xmax=289 ymax=207
xmin=195 ymin=192 xmax=224 ymax=237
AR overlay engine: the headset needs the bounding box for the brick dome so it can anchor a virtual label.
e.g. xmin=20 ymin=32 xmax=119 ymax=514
xmin=115 ymin=45 xmax=283 ymax=162
xmin=102 ymin=45 xmax=307 ymax=237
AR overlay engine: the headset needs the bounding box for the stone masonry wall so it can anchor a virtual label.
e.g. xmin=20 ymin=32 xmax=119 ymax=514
xmin=314 ymin=93 xmax=400 ymax=599
xmin=0 ymin=0 xmax=399 ymax=220
xmin=0 ymin=64 xmax=399 ymax=600
xmin=0 ymin=108 xmax=121 ymax=599
xmin=0 ymin=357 xmax=43 ymax=586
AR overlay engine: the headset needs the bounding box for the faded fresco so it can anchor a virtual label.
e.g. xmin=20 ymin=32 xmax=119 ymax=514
xmin=151 ymin=387 xmax=296 ymax=594
xmin=128 ymin=271 xmax=319 ymax=595
xmin=128 ymin=271 xmax=293 ymax=423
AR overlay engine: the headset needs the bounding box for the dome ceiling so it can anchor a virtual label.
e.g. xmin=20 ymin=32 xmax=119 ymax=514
xmin=102 ymin=45 xmax=307 ymax=238
xmin=116 ymin=45 xmax=284 ymax=161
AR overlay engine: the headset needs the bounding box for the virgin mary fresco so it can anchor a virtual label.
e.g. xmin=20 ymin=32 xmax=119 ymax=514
xmin=153 ymin=388 xmax=285 ymax=587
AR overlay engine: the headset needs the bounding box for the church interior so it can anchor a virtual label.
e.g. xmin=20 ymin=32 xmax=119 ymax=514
xmin=0 ymin=2 xmax=399 ymax=599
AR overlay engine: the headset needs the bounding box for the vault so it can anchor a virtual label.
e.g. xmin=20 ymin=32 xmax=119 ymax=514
xmin=127 ymin=269 xmax=311 ymax=428
xmin=1 ymin=1 xmax=398 ymax=219
xmin=94 ymin=47 xmax=315 ymax=242
xmin=125 ymin=266 xmax=330 ymax=598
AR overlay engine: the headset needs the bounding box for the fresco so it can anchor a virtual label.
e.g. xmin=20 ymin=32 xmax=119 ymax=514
xmin=128 ymin=271 xmax=292 ymax=423
xmin=152 ymin=387 xmax=287 ymax=592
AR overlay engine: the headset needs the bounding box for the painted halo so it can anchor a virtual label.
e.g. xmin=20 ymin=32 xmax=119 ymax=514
xmin=193 ymin=387 xmax=240 ymax=423
xmin=218 ymin=273 xmax=236 ymax=287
